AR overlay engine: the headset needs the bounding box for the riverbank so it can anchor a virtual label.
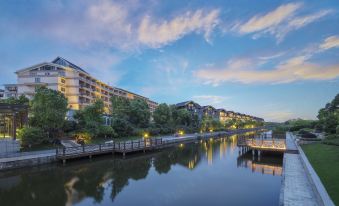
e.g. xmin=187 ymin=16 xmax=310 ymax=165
xmin=279 ymin=133 xmax=334 ymax=206
xmin=0 ymin=128 xmax=262 ymax=171
xmin=302 ymin=142 xmax=339 ymax=205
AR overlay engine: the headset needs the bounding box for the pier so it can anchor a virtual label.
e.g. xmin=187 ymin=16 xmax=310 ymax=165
xmin=56 ymin=128 xmax=263 ymax=163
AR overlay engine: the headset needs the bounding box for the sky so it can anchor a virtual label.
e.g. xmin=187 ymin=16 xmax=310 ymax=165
xmin=0 ymin=0 xmax=339 ymax=122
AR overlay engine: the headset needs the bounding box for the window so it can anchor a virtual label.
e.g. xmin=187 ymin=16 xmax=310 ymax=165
xmin=61 ymin=87 xmax=65 ymax=92
xmin=45 ymin=72 xmax=50 ymax=76
xmin=35 ymin=77 xmax=40 ymax=83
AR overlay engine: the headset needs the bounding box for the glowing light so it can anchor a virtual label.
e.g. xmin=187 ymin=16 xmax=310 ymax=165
xmin=178 ymin=130 xmax=184 ymax=135
xmin=209 ymin=129 xmax=214 ymax=132
xmin=143 ymin=133 xmax=149 ymax=138
xmin=179 ymin=143 xmax=184 ymax=148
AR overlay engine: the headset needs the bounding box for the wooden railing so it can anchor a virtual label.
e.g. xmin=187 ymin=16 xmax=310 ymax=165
xmin=237 ymin=135 xmax=286 ymax=151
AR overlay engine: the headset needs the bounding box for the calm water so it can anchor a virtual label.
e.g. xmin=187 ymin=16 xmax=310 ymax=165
xmin=0 ymin=135 xmax=283 ymax=206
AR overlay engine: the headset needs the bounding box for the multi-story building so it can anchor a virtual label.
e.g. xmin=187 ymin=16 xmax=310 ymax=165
xmin=175 ymin=101 xmax=202 ymax=118
xmin=216 ymin=109 xmax=227 ymax=122
xmin=175 ymin=100 xmax=264 ymax=123
xmin=4 ymin=57 xmax=158 ymax=113
xmin=201 ymin=105 xmax=217 ymax=118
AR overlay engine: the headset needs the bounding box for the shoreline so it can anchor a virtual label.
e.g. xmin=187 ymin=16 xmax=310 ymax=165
xmin=0 ymin=128 xmax=262 ymax=171
xmin=279 ymin=132 xmax=334 ymax=206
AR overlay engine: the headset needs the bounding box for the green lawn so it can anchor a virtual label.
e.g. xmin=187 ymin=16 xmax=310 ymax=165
xmin=302 ymin=143 xmax=339 ymax=205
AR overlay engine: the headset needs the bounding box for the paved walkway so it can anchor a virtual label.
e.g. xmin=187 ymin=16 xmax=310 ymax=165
xmin=280 ymin=132 xmax=323 ymax=206
xmin=285 ymin=133 xmax=298 ymax=152
xmin=0 ymin=149 xmax=55 ymax=163
xmin=281 ymin=153 xmax=321 ymax=206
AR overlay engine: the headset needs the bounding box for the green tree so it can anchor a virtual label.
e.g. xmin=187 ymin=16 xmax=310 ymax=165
xmin=30 ymin=87 xmax=68 ymax=138
xmin=111 ymin=96 xmax=133 ymax=137
xmin=153 ymin=103 xmax=171 ymax=126
xmin=0 ymin=95 xmax=29 ymax=105
xmin=75 ymin=99 xmax=107 ymax=137
xmin=129 ymin=99 xmax=150 ymax=128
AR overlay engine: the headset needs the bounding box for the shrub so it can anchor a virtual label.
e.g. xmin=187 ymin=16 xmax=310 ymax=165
xmin=73 ymin=131 xmax=91 ymax=145
xmin=17 ymin=127 xmax=46 ymax=147
xmin=299 ymin=130 xmax=317 ymax=139
xmin=98 ymin=125 xmax=116 ymax=138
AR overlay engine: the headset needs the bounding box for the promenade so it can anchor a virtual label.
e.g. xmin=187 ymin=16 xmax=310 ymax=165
xmin=279 ymin=133 xmax=334 ymax=206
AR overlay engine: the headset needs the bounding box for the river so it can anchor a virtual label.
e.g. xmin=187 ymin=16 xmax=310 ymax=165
xmin=0 ymin=134 xmax=283 ymax=206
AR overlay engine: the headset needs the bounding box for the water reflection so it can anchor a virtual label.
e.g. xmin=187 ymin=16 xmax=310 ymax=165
xmin=237 ymin=153 xmax=283 ymax=176
xmin=0 ymin=134 xmax=282 ymax=206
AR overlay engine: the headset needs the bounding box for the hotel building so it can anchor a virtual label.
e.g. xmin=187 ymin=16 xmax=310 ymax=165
xmin=3 ymin=57 xmax=158 ymax=113
xmin=175 ymin=100 xmax=264 ymax=123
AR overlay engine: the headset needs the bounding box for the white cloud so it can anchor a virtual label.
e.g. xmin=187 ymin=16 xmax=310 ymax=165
xmin=274 ymin=9 xmax=333 ymax=42
xmin=319 ymin=35 xmax=339 ymax=50
xmin=192 ymin=95 xmax=230 ymax=107
xmin=262 ymin=111 xmax=295 ymax=122
xmin=235 ymin=3 xmax=301 ymax=34
xmin=195 ymin=37 xmax=339 ymax=84
xmin=138 ymin=9 xmax=220 ymax=48
xmin=232 ymin=3 xmax=333 ymax=42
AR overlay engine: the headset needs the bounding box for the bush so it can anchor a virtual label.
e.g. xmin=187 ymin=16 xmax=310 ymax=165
xmin=73 ymin=131 xmax=91 ymax=145
xmin=299 ymin=130 xmax=317 ymax=139
xmin=98 ymin=125 xmax=116 ymax=138
xmin=17 ymin=127 xmax=46 ymax=147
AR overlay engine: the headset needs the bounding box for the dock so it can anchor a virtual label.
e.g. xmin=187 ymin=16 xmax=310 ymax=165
xmin=236 ymin=132 xmax=299 ymax=158
xmin=56 ymin=128 xmax=263 ymax=163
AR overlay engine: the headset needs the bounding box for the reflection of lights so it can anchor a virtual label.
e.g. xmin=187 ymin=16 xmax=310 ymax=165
xmin=179 ymin=143 xmax=184 ymax=148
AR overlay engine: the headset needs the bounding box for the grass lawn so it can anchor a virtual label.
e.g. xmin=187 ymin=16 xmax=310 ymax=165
xmin=302 ymin=143 xmax=339 ymax=205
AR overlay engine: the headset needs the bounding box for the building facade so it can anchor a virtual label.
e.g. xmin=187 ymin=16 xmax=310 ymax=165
xmin=3 ymin=57 xmax=158 ymax=113
xmin=176 ymin=100 xmax=264 ymax=123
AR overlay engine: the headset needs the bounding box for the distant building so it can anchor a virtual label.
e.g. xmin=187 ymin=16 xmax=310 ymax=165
xmin=175 ymin=101 xmax=202 ymax=118
xmin=175 ymin=100 xmax=264 ymax=123
xmin=201 ymin=105 xmax=217 ymax=119
xmin=3 ymin=57 xmax=158 ymax=113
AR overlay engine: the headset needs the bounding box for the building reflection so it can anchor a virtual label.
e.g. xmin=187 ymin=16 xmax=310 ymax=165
xmin=237 ymin=152 xmax=283 ymax=176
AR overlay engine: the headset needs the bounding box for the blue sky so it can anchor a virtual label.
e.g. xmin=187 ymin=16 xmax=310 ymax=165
xmin=0 ymin=0 xmax=339 ymax=122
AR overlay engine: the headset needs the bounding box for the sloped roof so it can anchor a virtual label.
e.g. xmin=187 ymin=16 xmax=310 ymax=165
xmin=176 ymin=100 xmax=201 ymax=108
xmin=52 ymin=56 xmax=88 ymax=74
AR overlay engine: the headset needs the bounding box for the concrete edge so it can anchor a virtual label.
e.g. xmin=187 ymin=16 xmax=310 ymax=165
xmin=279 ymin=153 xmax=287 ymax=206
xmin=295 ymin=138 xmax=335 ymax=206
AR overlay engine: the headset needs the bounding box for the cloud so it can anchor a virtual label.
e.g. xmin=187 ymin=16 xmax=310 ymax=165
xmin=235 ymin=3 xmax=301 ymax=34
xmin=192 ymin=95 xmax=230 ymax=107
xmin=232 ymin=3 xmax=333 ymax=42
xmin=195 ymin=37 xmax=339 ymax=84
xmin=138 ymin=9 xmax=220 ymax=48
xmin=262 ymin=111 xmax=295 ymax=122
xmin=274 ymin=9 xmax=333 ymax=42
xmin=319 ymin=35 xmax=339 ymax=50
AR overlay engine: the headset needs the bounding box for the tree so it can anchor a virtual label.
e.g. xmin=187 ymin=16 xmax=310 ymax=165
xmin=111 ymin=96 xmax=133 ymax=136
xmin=317 ymin=94 xmax=339 ymax=134
xmin=74 ymin=99 xmax=107 ymax=137
xmin=30 ymin=87 xmax=68 ymax=138
xmin=128 ymin=99 xmax=150 ymax=128
xmin=111 ymin=96 xmax=130 ymax=119
xmin=153 ymin=103 xmax=171 ymax=126
xmin=0 ymin=95 xmax=29 ymax=105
